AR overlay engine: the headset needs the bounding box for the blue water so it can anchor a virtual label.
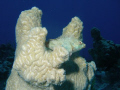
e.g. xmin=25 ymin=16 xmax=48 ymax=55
xmin=0 ymin=0 xmax=120 ymax=59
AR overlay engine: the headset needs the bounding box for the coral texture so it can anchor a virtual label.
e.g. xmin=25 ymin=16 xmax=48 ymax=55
xmin=6 ymin=7 xmax=96 ymax=90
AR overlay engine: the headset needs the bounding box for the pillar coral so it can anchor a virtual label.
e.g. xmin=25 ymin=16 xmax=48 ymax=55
xmin=6 ymin=7 xmax=96 ymax=90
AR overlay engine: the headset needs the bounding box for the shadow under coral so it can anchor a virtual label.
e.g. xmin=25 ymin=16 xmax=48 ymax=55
xmin=54 ymin=52 xmax=80 ymax=90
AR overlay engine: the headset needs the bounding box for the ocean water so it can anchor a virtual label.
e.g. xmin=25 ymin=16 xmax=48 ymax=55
xmin=0 ymin=0 xmax=120 ymax=59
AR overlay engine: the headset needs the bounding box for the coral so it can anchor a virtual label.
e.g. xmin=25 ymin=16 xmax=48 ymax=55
xmin=6 ymin=7 xmax=96 ymax=90
xmin=48 ymin=16 xmax=85 ymax=54
xmin=54 ymin=56 xmax=96 ymax=90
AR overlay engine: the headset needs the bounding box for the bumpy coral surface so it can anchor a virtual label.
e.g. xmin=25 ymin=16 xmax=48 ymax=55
xmin=49 ymin=16 xmax=85 ymax=54
xmin=6 ymin=7 xmax=96 ymax=90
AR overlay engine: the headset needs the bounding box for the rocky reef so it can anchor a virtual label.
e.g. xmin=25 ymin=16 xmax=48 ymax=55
xmin=89 ymin=27 xmax=120 ymax=89
xmin=0 ymin=43 xmax=15 ymax=90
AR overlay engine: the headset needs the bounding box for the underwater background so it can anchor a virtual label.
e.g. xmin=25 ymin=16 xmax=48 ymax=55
xmin=0 ymin=0 xmax=120 ymax=90
xmin=0 ymin=0 xmax=120 ymax=59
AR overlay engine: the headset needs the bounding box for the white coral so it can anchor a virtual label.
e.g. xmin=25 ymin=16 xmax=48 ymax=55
xmin=6 ymin=7 xmax=96 ymax=90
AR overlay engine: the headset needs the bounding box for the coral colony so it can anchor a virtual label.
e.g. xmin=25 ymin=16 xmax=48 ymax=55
xmin=5 ymin=7 xmax=96 ymax=90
